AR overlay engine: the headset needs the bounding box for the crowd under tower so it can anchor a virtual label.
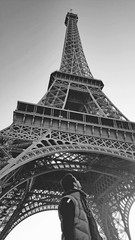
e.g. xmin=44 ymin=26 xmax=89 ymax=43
xmin=0 ymin=12 xmax=135 ymax=240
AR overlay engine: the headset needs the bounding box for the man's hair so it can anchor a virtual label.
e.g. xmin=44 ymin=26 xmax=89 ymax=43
xmin=60 ymin=173 xmax=76 ymax=191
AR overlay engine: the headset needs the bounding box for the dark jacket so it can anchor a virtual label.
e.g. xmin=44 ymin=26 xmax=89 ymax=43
xmin=58 ymin=189 xmax=103 ymax=240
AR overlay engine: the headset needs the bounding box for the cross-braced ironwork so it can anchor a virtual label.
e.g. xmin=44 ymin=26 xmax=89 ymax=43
xmin=60 ymin=12 xmax=93 ymax=78
xmin=0 ymin=11 xmax=135 ymax=240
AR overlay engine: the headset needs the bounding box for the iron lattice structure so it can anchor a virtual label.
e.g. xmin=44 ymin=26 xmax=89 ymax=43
xmin=0 ymin=12 xmax=135 ymax=240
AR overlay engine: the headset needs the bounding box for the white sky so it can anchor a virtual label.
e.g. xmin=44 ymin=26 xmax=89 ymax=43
xmin=0 ymin=0 xmax=135 ymax=239
xmin=6 ymin=211 xmax=61 ymax=240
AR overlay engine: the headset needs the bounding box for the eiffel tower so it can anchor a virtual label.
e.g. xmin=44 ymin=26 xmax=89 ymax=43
xmin=0 ymin=11 xmax=135 ymax=240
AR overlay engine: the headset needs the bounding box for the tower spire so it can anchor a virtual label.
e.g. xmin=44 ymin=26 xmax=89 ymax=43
xmin=60 ymin=12 xmax=93 ymax=78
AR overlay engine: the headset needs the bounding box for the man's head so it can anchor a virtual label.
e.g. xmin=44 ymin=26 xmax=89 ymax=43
xmin=60 ymin=173 xmax=81 ymax=192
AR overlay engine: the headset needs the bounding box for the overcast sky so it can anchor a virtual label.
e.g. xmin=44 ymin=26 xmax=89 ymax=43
xmin=1 ymin=0 xmax=135 ymax=239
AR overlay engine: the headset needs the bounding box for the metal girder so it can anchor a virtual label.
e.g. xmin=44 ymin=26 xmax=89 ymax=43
xmin=38 ymin=72 xmax=128 ymax=120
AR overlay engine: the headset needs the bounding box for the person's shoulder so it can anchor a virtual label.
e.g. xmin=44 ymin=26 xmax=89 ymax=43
xmin=59 ymin=196 xmax=74 ymax=210
xmin=59 ymin=196 xmax=75 ymax=215
xmin=61 ymin=196 xmax=73 ymax=205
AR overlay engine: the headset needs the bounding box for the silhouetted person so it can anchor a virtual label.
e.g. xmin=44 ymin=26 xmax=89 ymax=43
xmin=58 ymin=173 xmax=103 ymax=240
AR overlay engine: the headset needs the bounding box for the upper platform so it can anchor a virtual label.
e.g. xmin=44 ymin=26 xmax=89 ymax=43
xmin=48 ymin=71 xmax=104 ymax=90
